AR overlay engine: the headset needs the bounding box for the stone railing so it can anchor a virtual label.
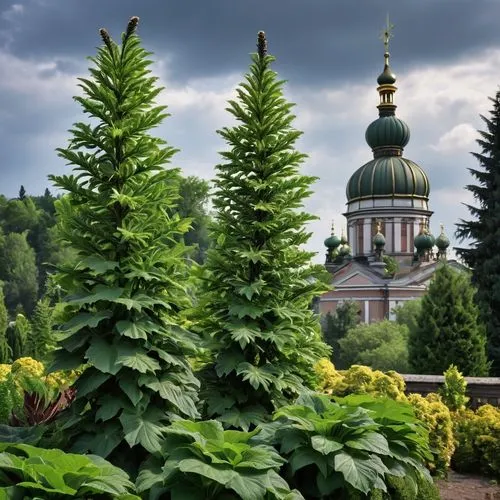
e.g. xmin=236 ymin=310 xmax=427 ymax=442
xmin=402 ymin=374 xmax=500 ymax=409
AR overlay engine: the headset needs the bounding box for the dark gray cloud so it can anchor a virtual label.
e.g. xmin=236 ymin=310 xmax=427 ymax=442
xmin=2 ymin=0 xmax=500 ymax=85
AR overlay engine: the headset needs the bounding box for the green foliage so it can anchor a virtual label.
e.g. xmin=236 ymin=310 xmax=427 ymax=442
xmin=338 ymin=321 xmax=410 ymax=373
xmin=406 ymin=393 xmax=455 ymax=477
xmin=315 ymin=362 xmax=407 ymax=401
xmin=177 ymin=175 xmax=211 ymax=264
xmin=48 ymin=18 xmax=199 ymax=468
xmin=0 ymin=232 xmax=38 ymax=315
xmin=382 ymin=474 xmax=440 ymax=500
xmin=26 ymin=299 xmax=54 ymax=360
xmin=321 ymin=301 xmax=360 ymax=368
xmin=409 ymin=264 xmax=489 ymax=376
xmin=0 ymin=287 xmax=10 ymax=363
xmin=393 ymin=299 xmax=421 ymax=340
xmin=197 ymin=32 xmax=329 ymax=429
xmin=383 ymin=255 xmax=399 ymax=278
xmin=260 ymin=392 xmax=432 ymax=499
xmin=0 ymin=443 xmax=139 ymax=498
xmin=138 ymin=419 xmax=303 ymax=499
xmin=456 ymin=90 xmax=500 ymax=375
xmin=452 ymin=404 xmax=500 ymax=478
xmin=8 ymin=314 xmax=31 ymax=361
xmin=439 ymin=364 xmax=469 ymax=411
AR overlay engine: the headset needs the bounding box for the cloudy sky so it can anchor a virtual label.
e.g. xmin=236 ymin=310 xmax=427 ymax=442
xmin=0 ymin=0 xmax=499 ymax=261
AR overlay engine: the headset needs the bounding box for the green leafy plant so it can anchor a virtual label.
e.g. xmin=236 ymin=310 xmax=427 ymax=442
xmin=258 ymin=392 xmax=432 ymax=499
xmin=197 ymin=30 xmax=329 ymax=430
xmin=0 ymin=443 xmax=139 ymax=498
xmin=48 ymin=17 xmax=200 ymax=469
xmin=137 ymin=419 xmax=303 ymax=499
xmin=439 ymin=364 xmax=469 ymax=411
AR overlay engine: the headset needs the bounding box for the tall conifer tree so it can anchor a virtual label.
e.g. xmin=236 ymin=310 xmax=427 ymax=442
xmin=0 ymin=287 xmax=10 ymax=363
xmin=408 ymin=264 xmax=489 ymax=376
xmin=27 ymin=299 xmax=53 ymax=360
xmin=198 ymin=32 xmax=330 ymax=429
xmin=456 ymin=91 xmax=500 ymax=375
xmin=49 ymin=18 xmax=199 ymax=468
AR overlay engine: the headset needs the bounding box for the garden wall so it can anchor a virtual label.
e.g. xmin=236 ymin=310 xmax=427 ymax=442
xmin=402 ymin=374 xmax=500 ymax=408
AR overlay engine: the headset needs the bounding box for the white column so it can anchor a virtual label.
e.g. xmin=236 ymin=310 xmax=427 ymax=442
xmin=394 ymin=218 xmax=401 ymax=253
xmin=363 ymin=219 xmax=371 ymax=254
xmin=389 ymin=300 xmax=397 ymax=320
xmin=348 ymin=224 xmax=355 ymax=255
xmin=364 ymin=301 xmax=369 ymax=323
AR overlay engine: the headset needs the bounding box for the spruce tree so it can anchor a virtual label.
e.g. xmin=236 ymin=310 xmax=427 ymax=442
xmin=48 ymin=17 xmax=199 ymax=468
xmin=8 ymin=314 xmax=30 ymax=361
xmin=408 ymin=264 xmax=489 ymax=376
xmin=198 ymin=32 xmax=330 ymax=429
xmin=27 ymin=299 xmax=53 ymax=360
xmin=456 ymin=90 xmax=500 ymax=375
xmin=0 ymin=287 xmax=10 ymax=363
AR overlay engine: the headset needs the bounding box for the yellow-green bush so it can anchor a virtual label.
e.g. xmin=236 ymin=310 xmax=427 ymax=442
xmin=314 ymin=359 xmax=454 ymax=477
xmin=314 ymin=360 xmax=406 ymax=400
xmin=453 ymin=404 xmax=500 ymax=478
xmin=0 ymin=357 xmax=79 ymax=424
xmin=406 ymin=393 xmax=455 ymax=477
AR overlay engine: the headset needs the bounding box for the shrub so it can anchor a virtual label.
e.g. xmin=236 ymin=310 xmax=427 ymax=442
xmin=260 ymin=392 xmax=432 ymax=499
xmin=314 ymin=361 xmax=406 ymax=401
xmin=439 ymin=364 xmax=469 ymax=411
xmin=137 ymin=419 xmax=303 ymax=499
xmin=0 ymin=443 xmax=139 ymax=498
xmin=406 ymin=393 xmax=454 ymax=477
xmin=314 ymin=362 xmax=454 ymax=477
xmin=453 ymin=404 xmax=500 ymax=477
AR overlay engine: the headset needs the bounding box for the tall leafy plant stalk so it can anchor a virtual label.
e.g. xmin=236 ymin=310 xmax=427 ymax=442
xmin=0 ymin=287 xmax=10 ymax=363
xmin=49 ymin=17 xmax=199 ymax=470
xmin=198 ymin=32 xmax=330 ymax=430
xmin=456 ymin=90 xmax=500 ymax=375
xmin=26 ymin=299 xmax=53 ymax=360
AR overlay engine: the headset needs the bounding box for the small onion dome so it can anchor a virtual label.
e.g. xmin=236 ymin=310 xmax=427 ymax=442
xmin=373 ymin=230 xmax=386 ymax=249
xmin=436 ymin=224 xmax=450 ymax=250
xmin=324 ymin=222 xmax=341 ymax=249
xmin=414 ymin=230 xmax=434 ymax=251
xmin=340 ymin=231 xmax=348 ymax=246
xmin=377 ymin=64 xmax=396 ymax=85
xmin=365 ymin=116 xmax=410 ymax=151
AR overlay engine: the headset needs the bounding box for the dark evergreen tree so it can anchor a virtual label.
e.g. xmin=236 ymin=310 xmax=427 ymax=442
xmin=409 ymin=264 xmax=489 ymax=376
xmin=198 ymin=32 xmax=330 ymax=430
xmin=8 ymin=313 xmax=30 ymax=361
xmin=18 ymin=185 xmax=26 ymax=201
xmin=456 ymin=90 xmax=500 ymax=375
xmin=49 ymin=17 xmax=199 ymax=470
xmin=0 ymin=286 xmax=10 ymax=363
xmin=26 ymin=299 xmax=53 ymax=360
xmin=321 ymin=300 xmax=360 ymax=368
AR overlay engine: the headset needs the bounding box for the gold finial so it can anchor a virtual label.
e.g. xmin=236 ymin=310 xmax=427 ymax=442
xmin=376 ymin=220 xmax=382 ymax=233
xmin=330 ymin=220 xmax=335 ymax=236
xmin=440 ymin=223 xmax=445 ymax=234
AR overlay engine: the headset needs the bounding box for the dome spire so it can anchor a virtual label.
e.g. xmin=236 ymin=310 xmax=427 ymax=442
xmin=377 ymin=16 xmax=397 ymax=117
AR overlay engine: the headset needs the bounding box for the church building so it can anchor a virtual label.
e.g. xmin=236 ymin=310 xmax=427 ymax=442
xmin=319 ymin=25 xmax=464 ymax=323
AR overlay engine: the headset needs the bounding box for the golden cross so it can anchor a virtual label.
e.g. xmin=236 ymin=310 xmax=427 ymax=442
xmin=379 ymin=14 xmax=394 ymax=52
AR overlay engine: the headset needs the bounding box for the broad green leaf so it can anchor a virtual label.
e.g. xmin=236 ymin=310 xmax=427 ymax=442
xmin=116 ymin=319 xmax=154 ymax=340
xmin=289 ymin=447 xmax=328 ymax=477
xmin=67 ymin=285 xmax=124 ymax=305
xmin=116 ymin=346 xmax=161 ymax=374
xmin=85 ymin=337 xmax=119 ymax=374
xmin=63 ymin=310 xmax=113 ymax=334
xmin=118 ymin=372 xmax=143 ymax=406
xmin=345 ymin=432 xmax=391 ymax=456
xmin=334 ymin=452 xmax=388 ymax=495
xmin=120 ymin=408 xmax=166 ymax=453
xmin=81 ymin=255 xmax=118 ymax=273
xmin=311 ymin=435 xmax=344 ymax=455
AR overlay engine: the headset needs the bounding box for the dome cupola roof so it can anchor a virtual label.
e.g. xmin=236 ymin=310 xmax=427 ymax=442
xmin=346 ymin=19 xmax=430 ymax=205
xmin=324 ymin=222 xmax=341 ymax=249
xmin=436 ymin=223 xmax=450 ymax=250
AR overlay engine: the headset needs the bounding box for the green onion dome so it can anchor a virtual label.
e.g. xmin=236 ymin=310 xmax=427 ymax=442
xmin=373 ymin=230 xmax=386 ymax=249
xmin=414 ymin=230 xmax=434 ymax=251
xmin=346 ymin=157 xmax=429 ymax=202
xmin=436 ymin=225 xmax=450 ymax=250
xmin=338 ymin=243 xmax=351 ymax=256
xmin=377 ymin=64 xmax=396 ymax=85
xmin=324 ymin=222 xmax=341 ymax=249
xmin=366 ymin=116 xmax=410 ymax=152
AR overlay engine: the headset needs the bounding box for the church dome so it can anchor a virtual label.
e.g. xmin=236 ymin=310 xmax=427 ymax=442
xmin=365 ymin=116 xmax=410 ymax=151
xmin=346 ymin=157 xmax=430 ymax=202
